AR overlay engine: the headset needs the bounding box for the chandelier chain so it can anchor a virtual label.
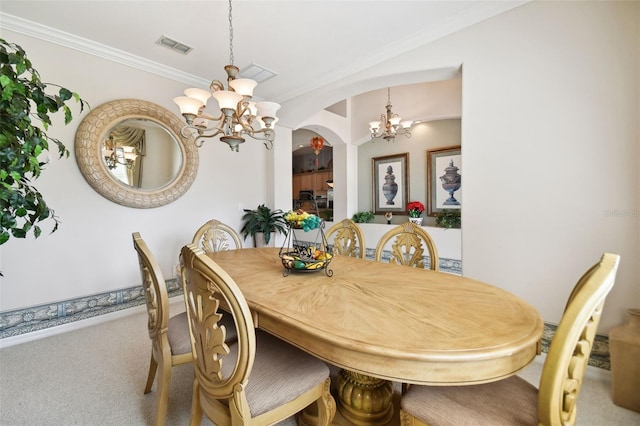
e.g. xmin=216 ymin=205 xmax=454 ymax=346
xmin=228 ymin=0 xmax=234 ymax=65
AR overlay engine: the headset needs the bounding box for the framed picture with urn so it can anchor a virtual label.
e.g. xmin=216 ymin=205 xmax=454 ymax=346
xmin=426 ymin=146 xmax=461 ymax=216
xmin=372 ymin=153 xmax=409 ymax=215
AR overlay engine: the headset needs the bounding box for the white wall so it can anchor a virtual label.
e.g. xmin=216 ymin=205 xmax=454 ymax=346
xmin=1 ymin=1 xmax=638 ymax=335
xmin=0 ymin=31 xmax=271 ymax=310
xmin=392 ymin=1 xmax=638 ymax=331
xmin=283 ymin=0 xmax=639 ymax=332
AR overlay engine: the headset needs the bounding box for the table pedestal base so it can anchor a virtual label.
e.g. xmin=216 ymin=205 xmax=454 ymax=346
xmin=335 ymin=369 xmax=394 ymax=425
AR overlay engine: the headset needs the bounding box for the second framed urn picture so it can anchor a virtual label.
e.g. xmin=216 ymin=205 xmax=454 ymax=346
xmin=372 ymin=153 xmax=409 ymax=215
xmin=427 ymin=146 xmax=461 ymax=216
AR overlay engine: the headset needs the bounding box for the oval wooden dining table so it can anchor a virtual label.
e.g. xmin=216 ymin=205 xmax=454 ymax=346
xmin=205 ymin=247 xmax=543 ymax=425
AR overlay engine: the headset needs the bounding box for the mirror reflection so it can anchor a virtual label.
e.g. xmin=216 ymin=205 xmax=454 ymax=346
xmin=75 ymin=98 xmax=198 ymax=209
xmin=102 ymin=119 xmax=183 ymax=190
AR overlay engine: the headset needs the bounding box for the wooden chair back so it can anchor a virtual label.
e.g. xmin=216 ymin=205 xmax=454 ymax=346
xmin=132 ymin=232 xmax=192 ymax=426
xmin=537 ymin=253 xmax=619 ymax=425
xmin=192 ymin=219 xmax=242 ymax=253
xmin=180 ymin=243 xmax=335 ymax=425
xmin=325 ymin=218 xmax=366 ymax=258
xmin=374 ymin=222 xmax=439 ymax=270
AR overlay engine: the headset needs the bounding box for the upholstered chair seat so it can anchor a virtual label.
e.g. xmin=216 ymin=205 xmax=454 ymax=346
xmin=222 ymin=331 xmax=332 ymax=418
xmin=402 ymin=375 xmax=538 ymax=425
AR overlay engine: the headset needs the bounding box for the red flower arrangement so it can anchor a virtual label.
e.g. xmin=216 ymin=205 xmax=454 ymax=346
xmin=407 ymin=201 xmax=425 ymax=218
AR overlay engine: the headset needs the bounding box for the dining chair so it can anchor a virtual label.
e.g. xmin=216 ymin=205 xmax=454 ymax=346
xmin=374 ymin=221 xmax=439 ymax=270
xmin=325 ymin=218 xmax=366 ymax=258
xmin=192 ymin=218 xmax=243 ymax=253
xmin=399 ymin=252 xmax=620 ymax=426
xmin=132 ymin=232 xmax=193 ymax=426
xmin=180 ymin=243 xmax=336 ymax=426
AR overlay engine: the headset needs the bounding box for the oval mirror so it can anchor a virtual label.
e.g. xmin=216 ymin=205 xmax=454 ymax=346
xmin=75 ymin=99 xmax=198 ymax=208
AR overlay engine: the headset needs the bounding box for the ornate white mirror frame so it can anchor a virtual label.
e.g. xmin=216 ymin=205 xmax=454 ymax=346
xmin=75 ymin=99 xmax=198 ymax=208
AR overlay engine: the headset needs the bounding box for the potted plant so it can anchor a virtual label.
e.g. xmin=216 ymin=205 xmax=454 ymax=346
xmin=407 ymin=201 xmax=425 ymax=225
xmin=0 ymin=38 xmax=87 ymax=245
xmin=435 ymin=209 xmax=461 ymax=229
xmin=351 ymin=211 xmax=375 ymax=223
xmin=240 ymin=204 xmax=288 ymax=247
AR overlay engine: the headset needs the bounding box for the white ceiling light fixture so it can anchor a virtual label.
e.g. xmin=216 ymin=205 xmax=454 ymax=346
xmin=173 ymin=0 xmax=280 ymax=152
xmin=369 ymin=88 xmax=412 ymax=142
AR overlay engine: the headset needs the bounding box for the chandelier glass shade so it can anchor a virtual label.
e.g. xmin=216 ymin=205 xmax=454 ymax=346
xmin=173 ymin=0 xmax=280 ymax=152
xmin=369 ymin=88 xmax=412 ymax=142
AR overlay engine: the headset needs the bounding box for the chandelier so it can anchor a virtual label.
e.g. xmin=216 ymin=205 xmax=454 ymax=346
xmin=369 ymin=88 xmax=412 ymax=142
xmin=310 ymin=136 xmax=324 ymax=170
xmin=102 ymin=134 xmax=138 ymax=170
xmin=173 ymin=0 xmax=280 ymax=152
xmin=310 ymin=136 xmax=324 ymax=155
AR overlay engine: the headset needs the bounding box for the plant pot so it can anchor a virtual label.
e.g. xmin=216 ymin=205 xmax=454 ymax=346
xmin=408 ymin=217 xmax=423 ymax=226
xmin=254 ymin=232 xmax=276 ymax=247
xmin=610 ymin=308 xmax=640 ymax=413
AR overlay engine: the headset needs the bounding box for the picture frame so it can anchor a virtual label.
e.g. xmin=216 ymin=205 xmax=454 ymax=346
xmin=426 ymin=146 xmax=461 ymax=216
xmin=372 ymin=153 xmax=409 ymax=215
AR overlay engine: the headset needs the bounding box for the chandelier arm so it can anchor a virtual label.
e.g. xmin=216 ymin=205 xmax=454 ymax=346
xmin=236 ymin=101 xmax=254 ymax=122
xmin=193 ymin=128 xmax=226 ymax=147
xmin=180 ymin=123 xmax=226 ymax=147
xmin=237 ymin=127 xmax=274 ymax=150
xmin=210 ymin=80 xmax=225 ymax=92
xmin=244 ymin=127 xmax=274 ymax=141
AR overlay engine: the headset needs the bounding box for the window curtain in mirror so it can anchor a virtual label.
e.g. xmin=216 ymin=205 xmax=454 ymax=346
xmin=111 ymin=125 xmax=146 ymax=187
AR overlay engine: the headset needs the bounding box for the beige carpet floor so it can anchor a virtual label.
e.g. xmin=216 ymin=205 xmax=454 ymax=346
xmin=0 ymin=299 xmax=638 ymax=426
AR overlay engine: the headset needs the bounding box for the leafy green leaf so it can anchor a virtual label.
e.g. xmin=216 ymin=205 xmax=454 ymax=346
xmin=0 ymin=37 xmax=85 ymax=244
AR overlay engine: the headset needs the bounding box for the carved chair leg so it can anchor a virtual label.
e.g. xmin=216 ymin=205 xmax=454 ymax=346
xmin=154 ymin=358 xmax=172 ymax=426
xmin=144 ymin=351 xmax=158 ymax=394
xmin=190 ymin=380 xmax=203 ymax=426
xmin=316 ymin=378 xmax=336 ymax=426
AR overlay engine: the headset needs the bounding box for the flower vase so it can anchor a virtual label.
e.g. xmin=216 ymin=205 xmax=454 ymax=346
xmin=408 ymin=217 xmax=423 ymax=226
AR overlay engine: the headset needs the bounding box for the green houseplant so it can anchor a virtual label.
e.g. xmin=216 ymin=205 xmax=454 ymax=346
xmin=240 ymin=204 xmax=288 ymax=247
xmin=0 ymin=38 xmax=87 ymax=245
xmin=352 ymin=211 xmax=375 ymax=223
xmin=435 ymin=209 xmax=461 ymax=229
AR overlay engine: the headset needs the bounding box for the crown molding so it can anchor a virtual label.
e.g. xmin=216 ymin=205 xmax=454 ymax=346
xmin=0 ymin=13 xmax=209 ymax=88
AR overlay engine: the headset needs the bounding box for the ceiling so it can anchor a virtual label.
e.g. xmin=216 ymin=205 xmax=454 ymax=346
xmin=1 ymin=1 xmax=528 ymax=146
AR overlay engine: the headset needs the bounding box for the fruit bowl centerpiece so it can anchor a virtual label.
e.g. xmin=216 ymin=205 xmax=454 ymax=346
xmin=279 ymin=210 xmax=334 ymax=276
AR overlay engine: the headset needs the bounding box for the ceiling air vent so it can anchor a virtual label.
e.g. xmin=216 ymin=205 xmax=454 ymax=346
xmin=156 ymin=35 xmax=193 ymax=55
xmin=239 ymin=63 xmax=277 ymax=83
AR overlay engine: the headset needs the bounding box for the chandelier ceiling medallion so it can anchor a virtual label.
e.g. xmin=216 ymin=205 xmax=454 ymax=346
xmin=369 ymin=88 xmax=412 ymax=142
xmin=173 ymin=0 xmax=280 ymax=152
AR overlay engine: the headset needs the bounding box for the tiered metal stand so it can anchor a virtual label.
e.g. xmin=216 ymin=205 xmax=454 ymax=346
xmin=279 ymin=220 xmax=333 ymax=277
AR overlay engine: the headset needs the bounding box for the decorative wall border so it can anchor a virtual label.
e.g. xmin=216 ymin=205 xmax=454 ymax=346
xmin=0 ymin=279 xmax=182 ymax=339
